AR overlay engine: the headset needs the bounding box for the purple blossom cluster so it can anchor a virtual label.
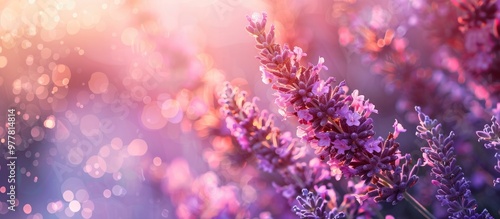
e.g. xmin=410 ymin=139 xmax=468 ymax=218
xmin=213 ymin=6 xmax=500 ymax=218
xmin=477 ymin=116 xmax=500 ymax=185
xmin=219 ymin=82 xmax=388 ymax=218
xmin=293 ymin=189 xmax=346 ymax=219
xmin=219 ymin=82 xmax=330 ymax=199
xmin=415 ymin=107 xmax=493 ymax=219
xmin=245 ymin=12 xmax=421 ymax=206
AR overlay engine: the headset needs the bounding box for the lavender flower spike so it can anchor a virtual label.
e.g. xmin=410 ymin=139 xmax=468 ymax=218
xmin=415 ymin=107 xmax=493 ymax=219
xmin=220 ymin=82 xmax=333 ymax=201
xmin=293 ymin=189 xmax=346 ymax=219
xmin=476 ymin=116 xmax=500 ymax=185
xmin=246 ymin=11 xmax=384 ymax=179
xmin=246 ymin=12 xmax=422 ymax=207
xmin=219 ymin=82 xmax=304 ymax=172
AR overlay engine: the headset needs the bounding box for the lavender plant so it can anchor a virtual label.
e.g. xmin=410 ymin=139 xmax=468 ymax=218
xmin=244 ymin=12 xmax=437 ymax=218
xmin=477 ymin=116 xmax=500 ymax=186
xmin=415 ymin=107 xmax=493 ymax=219
xmin=219 ymin=82 xmax=330 ymax=197
xmin=219 ymin=82 xmax=386 ymax=218
xmin=247 ymin=10 xmax=419 ymax=197
xmin=293 ymin=189 xmax=346 ymax=219
xmin=212 ymin=7 xmax=500 ymax=218
xmin=220 ymin=82 xmax=306 ymax=174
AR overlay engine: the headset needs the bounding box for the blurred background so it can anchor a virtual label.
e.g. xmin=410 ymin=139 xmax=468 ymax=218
xmin=0 ymin=0 xmax=498 ymax=218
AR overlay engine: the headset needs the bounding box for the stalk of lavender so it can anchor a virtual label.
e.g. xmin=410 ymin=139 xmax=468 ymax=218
xmin=219 ymin=82 xmax=331 ymax=197
xmin=219 ymin=82 xmax=305 ymax=173
xmin=293 ymin=189 xmax=347 ymax=219
xmin=415 ymin=106 xmax=493 ymax=219
xmin=476 ymin=116 xmax=500 ymax=186
xmin=294 ymin=179 xmax=389 ymax=219
xmin=220 ymin=83 xmax=386 ymax=218
xmin=245 ymin=12 xmax=427 ymax=214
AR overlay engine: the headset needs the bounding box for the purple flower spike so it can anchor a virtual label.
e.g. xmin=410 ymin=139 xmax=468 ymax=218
xmin=369 ymin=154 xmax=421 ymax=206
xmin=220 ymin=82 xmax=334 ymax=201
xmin=246 ymin=12 xmax=421 ymax=206
xmin=219 ymin=82 xmax=303 ymax=172
xmin=392 ymin=119 xmax=407 ymax=139
xmin=416 ymin=106 xmax=493 ymax=219
xmin=292 ymin=189 xmax=346 ymax=219
xmin=476 ymin=116 xmax=500 ymax=185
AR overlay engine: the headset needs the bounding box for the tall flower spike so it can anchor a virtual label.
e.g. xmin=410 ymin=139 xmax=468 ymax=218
xmin=292 ymin=189 xmax=346 ymax=219
xmin=476 ymin=116 xmax=500 ymax=185
xmin=273 ymin=158 xmax=332 ymax=200
xmin=219 ymin=82 xmax=303 ymax=172
xmin=369 ymin=154 xmax=422 ymax=205
xmin=293 ymin=182 xmax=381 ymax=219
xmin=246 ymin=12 xmax=421 ymax=207
xmin=219 ymin=82 xmax=333 ymax=200
xmin=247 ymin=12 xmax=380 ymax=171
xmin=415 ymin=106 xmax=493 ymax=219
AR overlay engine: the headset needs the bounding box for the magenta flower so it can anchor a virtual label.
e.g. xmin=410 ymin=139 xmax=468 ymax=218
xmin=297 ymin=109 xmax=313 ymax=122
xmin=338 ymin=105 xmax=350 ymax=118
xmin=392 ymin=119 xmax=407 ymax=138
xmin=314 ymin=57 xmax=328 ymax=73
xmin=333 ymin=139 xmax=350 ymax=154
xmin=363 ymin=100 xmax=378 ymax=117
xmin=317 ymin=132 xmax=331 ymax=147
xmin=296 ymin=126 xmax=308 ymax=139
xmin=351 ymin=90 xmax=365 ymax=111
xmin=225 ymin=117 xmax=250 ymax=150
xmin=364 ymin=137 xmax=382 ymax=153
xmin=312 ymin=80 xmax=330 ymax=96
xmin=346 ymin=111 xmax=361 ymax=126
xmin=260 ymin=66 xmax=274 ymax=84
xmin=293 ymin=46 xmax=307 ymax=61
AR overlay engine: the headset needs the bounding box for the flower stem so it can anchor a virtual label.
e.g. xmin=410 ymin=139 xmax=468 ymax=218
xmin=403 ymin=192 xmax=435 ymax=219
xmin=376 ymin=174 xmax=435 ymax=219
